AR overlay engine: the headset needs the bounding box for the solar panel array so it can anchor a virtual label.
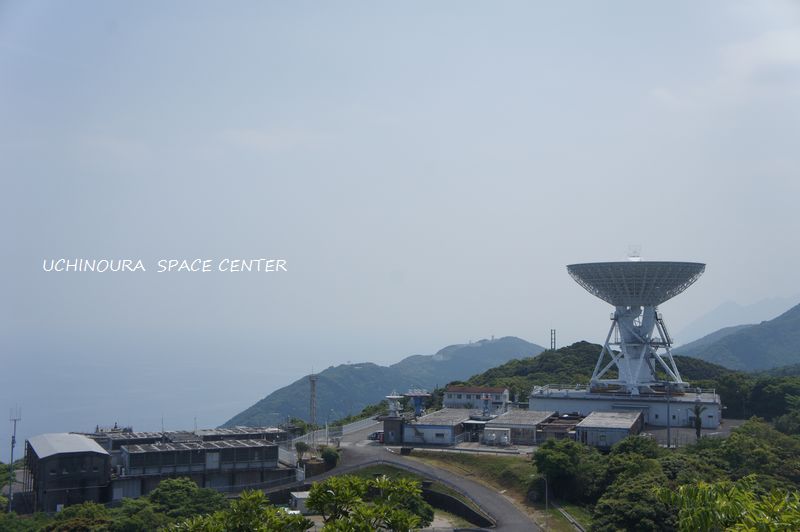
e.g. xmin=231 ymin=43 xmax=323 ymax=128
xmin=124 ymin=439 xmax=275 ymax=454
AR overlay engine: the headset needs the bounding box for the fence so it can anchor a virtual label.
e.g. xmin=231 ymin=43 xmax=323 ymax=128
xmin=279 ymin=417 xmax=382 ymax=464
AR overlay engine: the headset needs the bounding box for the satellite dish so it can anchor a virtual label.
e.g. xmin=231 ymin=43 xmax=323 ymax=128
xmin=566 ymin=260 xmax=706 ymax=394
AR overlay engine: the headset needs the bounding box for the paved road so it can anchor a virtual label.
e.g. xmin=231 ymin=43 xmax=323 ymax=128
xmin=329 ymin=442 xmax=540 ymax=532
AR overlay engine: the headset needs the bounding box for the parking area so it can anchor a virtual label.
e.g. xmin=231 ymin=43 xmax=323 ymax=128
xmin=645 ymin=418 xmax=746 ymax=447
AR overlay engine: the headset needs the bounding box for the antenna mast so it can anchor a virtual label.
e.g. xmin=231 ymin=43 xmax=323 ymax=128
xmin=309 ymin=373 xmax=318 ymax=447
xmin=8 ymin=407 xmax=21 ymax=513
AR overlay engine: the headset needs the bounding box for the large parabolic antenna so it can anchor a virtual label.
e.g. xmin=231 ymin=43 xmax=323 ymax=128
xmin=568 ymin=261 xmax=706 ymax=395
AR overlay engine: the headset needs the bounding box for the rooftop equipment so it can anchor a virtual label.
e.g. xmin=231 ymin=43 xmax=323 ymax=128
xmin=404 ymin=389 xmax=431 ymax=417
xmin=386 ymin=392 xmax=404 ymax=418
xmin=567 ymin=260 xmax=705 ymax=395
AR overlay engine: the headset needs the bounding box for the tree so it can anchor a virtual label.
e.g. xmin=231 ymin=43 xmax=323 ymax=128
xmin=109 ymin=497 xmax=170 ymax=532
xmin=533 ymin=439 xmax=608 ymax=503
xmin=718 ymin=419 xmax=800 ymax=486
xmin=658 ymin=475 xmax=800 ymax=531
xmin=774 ymin=410 xmax=800 ymax=435
xmin=307 ymin=476 xmax=367 ymax=523
xmin=592 ymin=461 xmax=675 ymax=532
xmin=146 ymin=478 xmax=228 ymax=520
xmin=306 ymin=474 xmax=433 ymax=530
xmin=611 ymin=435 xmax=662 ymax=459
xmin=167 ymin=490 xmax=312 ymax=532
xmin=295 ymin=441 xmax=310 ymax=460
xmin=43 ymin=501 xmax=113 ymax=531
xmin=692 ymin=403 xmax=707 ymax=442
xmin=0 ymin=511 xmax=54 ymax=532
xmin=320 ymin=446 xmax=340 ymax=469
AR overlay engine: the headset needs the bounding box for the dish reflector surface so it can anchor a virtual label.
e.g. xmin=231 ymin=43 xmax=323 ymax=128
xmin=567 ymin=261 xmax=705 ymax=307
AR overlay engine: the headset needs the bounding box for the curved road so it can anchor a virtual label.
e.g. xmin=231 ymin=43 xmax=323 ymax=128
xmin=331 ymin=443 xmax=540 ymax=531
xmin=278 ymin=423 xmax=539 ymax=530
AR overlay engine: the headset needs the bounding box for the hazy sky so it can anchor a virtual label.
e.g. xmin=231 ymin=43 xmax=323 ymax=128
xmin=2 ymin=1 xmax=800 ymax=445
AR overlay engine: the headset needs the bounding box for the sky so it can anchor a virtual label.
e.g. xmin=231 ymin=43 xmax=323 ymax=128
xmin=2 ymin=1 xmax=800 ymax=447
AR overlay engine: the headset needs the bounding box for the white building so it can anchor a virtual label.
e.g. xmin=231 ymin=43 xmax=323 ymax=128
xmin=290 ymin=491 xmax=310 ymax=514
xmin=485 ymin=410 xmax=555 ymax=445
xmin=443 ymin=386 xmax=509 ymax=413
xmin=403 ymin=408 xmax=473 ymax=446
xmin=575 ymin=411 xmax=644 ymax=449
xmin=529 ymin=385 xmax=721 ymax=429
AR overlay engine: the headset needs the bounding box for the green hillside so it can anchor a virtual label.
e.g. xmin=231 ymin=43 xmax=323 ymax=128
xmin=675 ymin=303 xmax=800 ymax=371
xmin=464 ymin=341 xmax=738 ymax=403
xmin=675 ymin=323 xmax=754 ymax=354
xmin=222 ymin=336 xmax=544 ymax=427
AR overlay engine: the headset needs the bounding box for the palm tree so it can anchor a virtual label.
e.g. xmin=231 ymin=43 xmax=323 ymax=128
xmin=693 ymin=403 xmax=707 ymax=442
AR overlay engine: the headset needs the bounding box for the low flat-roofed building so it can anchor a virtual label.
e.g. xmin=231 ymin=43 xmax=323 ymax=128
xmin=485 ymin=410 xmax=556 ymax=445
xmin=529 ymin=385 xmax=721 ymax=428
xmin=92 ymin=426 xmax=287 ymax=451
xmin=403 ymin=408 xmax=474 ymax=446
xmin=114 ymin=439 xmax=284 ymax=499
xmin=24 ymin=433 xmax=111 ymax=512
xmin=290 ymin=491 xmax=311 ymax=514
xmin=444 ymin=386 xmax=509 ymax=413
xmin=88 ymin=426 xmax=287 ymax=469
xmin=575 ymin=411 xmax=644 ymax=449
xmin=538 ymin=413 xmax=583 ymax=441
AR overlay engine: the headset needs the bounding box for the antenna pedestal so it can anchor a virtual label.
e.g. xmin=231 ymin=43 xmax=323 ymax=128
xmin=591 ymin=305 xmax=686 ymax=395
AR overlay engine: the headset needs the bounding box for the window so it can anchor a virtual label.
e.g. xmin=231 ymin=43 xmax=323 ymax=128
xmin=221 ymin=449 xmax=236 ymax=463
xmin=456 ymin=394 xmax=462 ymax=399
xmin=672 ymin=415 xmax=676 ymax=420
xmin=447 ymin=393 xmax=452 ymax=399
xmin=654 ymin=414 xmax=659 ymax=419
xmin=435 ymin=433 xmax=445 ymax=439
xmin=465 ymin=394 xmax=471 ymax=399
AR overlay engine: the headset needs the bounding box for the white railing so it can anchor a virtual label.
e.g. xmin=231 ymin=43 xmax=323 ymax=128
xmin=342 ymin=417 xmax=380 ymax=434
xmin=278 ymin=447 xmax=296 ymax=466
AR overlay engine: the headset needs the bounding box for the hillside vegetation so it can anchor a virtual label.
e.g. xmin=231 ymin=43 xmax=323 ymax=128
xmin=464 ymin=341 xmax=736 ymax=403
xmin=223 ymin=336 xmax=543 ymax=427
xmin=410 ymin=418 xmax=800 ymax=531
xmin=463 ymin=341 xmax=800 ymax=423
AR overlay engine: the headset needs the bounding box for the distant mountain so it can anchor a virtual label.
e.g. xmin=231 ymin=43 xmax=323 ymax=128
xmin=675 ymin=304 xmax=800 ymax=371
xmin=676 ymin=296 xmax=799 ymax=345
xmin=222 ymin=336 xmax=544 ymax=427
xmin=674 ymin=324 xmax=755 ymax=354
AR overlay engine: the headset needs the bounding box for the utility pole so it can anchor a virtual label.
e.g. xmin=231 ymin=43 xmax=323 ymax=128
xmin=544 ymin=474 xmax=549 ymax=530
xmin=8 ymin=407 xmax=21 ymax=513
xmin=309 ymin=373 xmax=317 ymax=448
xmin=666 ymin=382 xmax=672 ymax=449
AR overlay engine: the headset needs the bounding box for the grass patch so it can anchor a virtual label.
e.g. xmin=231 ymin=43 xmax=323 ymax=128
xmin=560 ymin=502 xmax=592 ymax=528
xmin=408 ymin=450 xmax=536 ymax=498
xmin=349 ymin=464 xmax=423 ymax=482
xmin=529 ymin=501 xmax=577 ymax=532
xmin=431 ymin=508 xmax=474 ymax=529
